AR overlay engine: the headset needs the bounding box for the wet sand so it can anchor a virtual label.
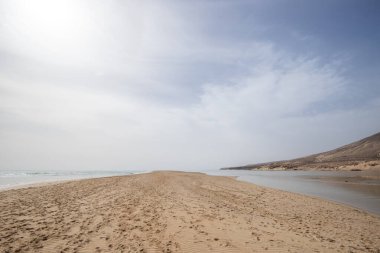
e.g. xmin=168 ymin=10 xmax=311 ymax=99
xmin=0 ymin=171 xmax=379 ymax=252
xmin=210 ymin=169 xmax=380 ymax=215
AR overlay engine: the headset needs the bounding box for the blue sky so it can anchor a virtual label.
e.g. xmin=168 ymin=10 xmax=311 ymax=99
xmin=0 ymin=0 xmax=379 ymax=171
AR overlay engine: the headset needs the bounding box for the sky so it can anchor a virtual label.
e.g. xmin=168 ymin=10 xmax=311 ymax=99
xmin=0 ymin=0 xmax=379 ymax=171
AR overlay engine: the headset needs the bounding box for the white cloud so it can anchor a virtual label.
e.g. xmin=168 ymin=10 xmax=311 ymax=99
xmin=1 ymin=34 xmax=378 ymax=170
xmin=1 ymin=1 xmax=379 ymax=171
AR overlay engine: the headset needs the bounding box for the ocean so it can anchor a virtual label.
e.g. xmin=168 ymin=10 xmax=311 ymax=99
xmin=0 ymin=170 xmax=141 ymax=190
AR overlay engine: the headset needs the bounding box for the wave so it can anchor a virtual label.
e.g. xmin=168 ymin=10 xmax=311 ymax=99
xmin=0 ymin=170 xmax=136 ymax=178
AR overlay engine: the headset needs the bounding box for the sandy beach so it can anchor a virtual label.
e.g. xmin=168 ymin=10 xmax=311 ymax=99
xmin=0 ymin=172 xmax=379 ymax=253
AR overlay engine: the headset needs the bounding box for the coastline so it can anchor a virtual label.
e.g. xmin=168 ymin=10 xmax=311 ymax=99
xmin=1 ymin=171 xmax=379 ymax=252
xmin=0 ymin=170 xmax=140 ymax=192
xmin=2 ymin=170 xmax=379 ymax=215
xmin=1 ymin=170 xmax=379 ymax=216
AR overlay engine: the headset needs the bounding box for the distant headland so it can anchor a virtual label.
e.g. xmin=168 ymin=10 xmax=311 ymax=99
xmin=222 ymin=132 xmax=380 ymax=171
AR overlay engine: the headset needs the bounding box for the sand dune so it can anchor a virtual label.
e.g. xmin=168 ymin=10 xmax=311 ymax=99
xmin=0 ymin=172 xmax=379 ymax=252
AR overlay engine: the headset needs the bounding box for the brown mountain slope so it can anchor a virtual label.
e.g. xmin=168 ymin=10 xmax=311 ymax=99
xmin=223 ymin=132 xmax=380 ymax=171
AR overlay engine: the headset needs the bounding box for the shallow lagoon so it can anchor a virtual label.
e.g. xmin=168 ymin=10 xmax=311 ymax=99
xmin=207 ymin=170 xmax=380 ymax=215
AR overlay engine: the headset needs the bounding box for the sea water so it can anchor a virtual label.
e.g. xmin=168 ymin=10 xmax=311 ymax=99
xmin=0 ymin=170 xmax=140 ymax=190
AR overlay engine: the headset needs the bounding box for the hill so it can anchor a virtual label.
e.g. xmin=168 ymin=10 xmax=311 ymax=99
xmin=223 ymin=132 xmax=380 ymax=171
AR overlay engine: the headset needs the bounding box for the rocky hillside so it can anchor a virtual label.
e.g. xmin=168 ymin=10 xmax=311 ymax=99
xmin=223 ymin=132 xmax=380 ymax=171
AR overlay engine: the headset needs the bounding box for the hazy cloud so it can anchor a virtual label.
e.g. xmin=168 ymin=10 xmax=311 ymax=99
xmin=0 ymin=0 xmax=379 ymax=170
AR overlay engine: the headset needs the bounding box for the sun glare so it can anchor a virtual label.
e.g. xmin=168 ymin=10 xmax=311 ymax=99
xmin=5 ymin=0 xmax=94 ymax=63
xmin=4 ymin=0 xmax=147 ymax=67
xmin=17 ymin=0 xmax=90 ymax=41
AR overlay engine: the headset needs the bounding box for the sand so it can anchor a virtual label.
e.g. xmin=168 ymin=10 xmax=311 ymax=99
xmin=0 ymin=172 xmax=379 ymax=253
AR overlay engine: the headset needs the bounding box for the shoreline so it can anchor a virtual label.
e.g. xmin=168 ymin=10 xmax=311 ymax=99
xmin=213 ymin=169 xmax=380 ymax=216
xmin=1 ymin=170 xmax=379 ymax=216
xmin=0 ymin=178 xmax=89 ymax=192
xmin=0 ymin=171 xmax=143 ymax=192
xmin=223 ymin=160 xmax=380 ymax=172
xmin=244 ymin=178 xmax=380 ymax=217
xmin=0 ymin=171 xmax=379 ymax=252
